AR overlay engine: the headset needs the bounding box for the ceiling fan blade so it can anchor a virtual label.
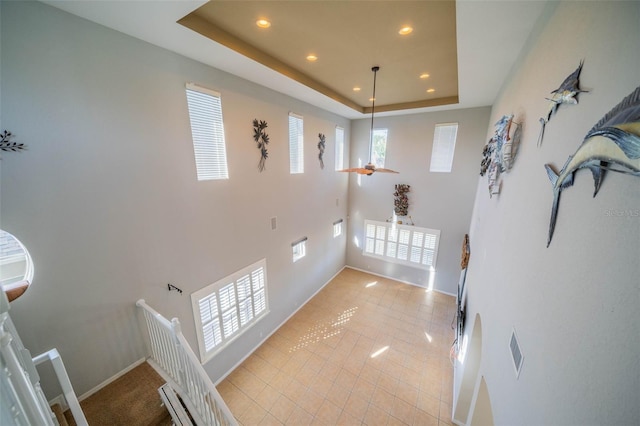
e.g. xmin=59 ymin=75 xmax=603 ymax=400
xmin=375 ymin=168 xmax=400 ymax=173
xmin=337 ymin=168 xmax=362 ymax=173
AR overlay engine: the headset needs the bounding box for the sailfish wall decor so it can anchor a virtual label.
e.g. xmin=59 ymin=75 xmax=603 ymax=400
xmin=538 ymin=61 xmax=588 ymax=146
xmin=544 ymin=85 xmax=640 ymax=247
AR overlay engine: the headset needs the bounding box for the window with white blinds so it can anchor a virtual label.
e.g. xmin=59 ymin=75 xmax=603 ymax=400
xmin=185 ymin=83 xmax=229 ymax=180
xmin=335 ymin=126 xmax=344 ymax=171
xmin=191 ymin=259 xmax=269 ymax=363
xmin=430 ymin=123 xmax=458 ymax=173
xmin=289 ymin=113 xmax=304 ymax=174
xmin=292 ymin=237 xmax=307 ymax=262
xmin=363 ymin=220 xmax=440 ymax=270
xmin=333 ymin=219 xmax=343 ymax=238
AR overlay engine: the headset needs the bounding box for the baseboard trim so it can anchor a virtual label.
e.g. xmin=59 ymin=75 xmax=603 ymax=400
xmin=77 ymin=357 xmax=147 ymax=401
xmin=345 ymin=265 xmax=457 ymax=297
xmin=48 ymin=394 xmax=68 ymax=411
xmin=214 ymin=265 xmax=346 ymax=386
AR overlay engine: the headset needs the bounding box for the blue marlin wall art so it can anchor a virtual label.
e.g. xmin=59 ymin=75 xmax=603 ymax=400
xmin=538 ymin=61 xmax=588 ymax=146
xmin=544 ymin=85 xmax=640 ymax=247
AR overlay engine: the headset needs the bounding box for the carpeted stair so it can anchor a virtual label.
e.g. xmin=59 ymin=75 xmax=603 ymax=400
xmin=63 ymin=361 xmax=172 ymax=426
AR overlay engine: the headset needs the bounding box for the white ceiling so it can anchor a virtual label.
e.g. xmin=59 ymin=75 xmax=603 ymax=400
xmin=42 ymin=0 xmax=549 ymax=120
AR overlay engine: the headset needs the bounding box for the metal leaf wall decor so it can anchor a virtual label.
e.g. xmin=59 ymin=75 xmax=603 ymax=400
xmin=394 ymin=184 xmax=410 ymax=216
xmin=317 ymin=133 xmax=326 ymax=169
xmin=0 ymin=131 xmax=26 ymax=157
xmin=252 ymin=119 xmax=269 ymax=172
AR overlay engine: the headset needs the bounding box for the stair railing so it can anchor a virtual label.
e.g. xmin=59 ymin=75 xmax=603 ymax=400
xmin=136 ymin=299 xmax=236 ymax=426
xmin=0 ymin=291 xmax=87 ymax=426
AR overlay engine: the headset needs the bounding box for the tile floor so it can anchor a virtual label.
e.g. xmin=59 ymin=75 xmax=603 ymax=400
xmin=217 ymin=268 xmax=456 ymax=425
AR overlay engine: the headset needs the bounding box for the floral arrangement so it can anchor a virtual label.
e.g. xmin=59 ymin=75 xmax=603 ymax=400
xmin=1 ymin=131 xmax=26 ymax=157
xmin=394 ymin=184 xmax=410 ymax=216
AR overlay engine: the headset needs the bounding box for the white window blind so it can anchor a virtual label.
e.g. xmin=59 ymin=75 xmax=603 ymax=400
xmin=335 ymin=126 xmax=344 ymax=171
xmin=430 ymin=123 xmax=458 ymax=173
xmin=292 ymin=237 xmax=307 ymax=262
xmin=185 ymin=83 xmax=229 ymax=181
xmin=289 ymin=113 xmax=304 ymax=174
xmin=333 ymin=219 xmax=343 ymax=238
xmin=191 ymin=259 xmax=269 ymax=363
xmin=363 ymin=220 xmax=440 ymax=270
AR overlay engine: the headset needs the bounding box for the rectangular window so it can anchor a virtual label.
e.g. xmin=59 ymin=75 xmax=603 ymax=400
xmin=363 ymin=220 xmax=440 ymax=270
xmin=191 ymin=259 xmax=269 ymax=363
xmin=289 ymin=113 xmax=304 ymax=174
xmin=335 ymin=126 xmax=344 ymax=171
xmin=185 ymin=83 xmax=229 ymax=180
xmin=333 ymin=219 xmax=343 ymax=238
xmin=371 ymin=128 xmax=388 ymax=168
xmin=430 ymin=123 xmax=458 ymax=173
xmin=292 ymin=237 xmax=307 ymax=262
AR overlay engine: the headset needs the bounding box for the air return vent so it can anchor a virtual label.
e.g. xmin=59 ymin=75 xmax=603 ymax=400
xmin=509 ymin=328 xmax=524 ymax=378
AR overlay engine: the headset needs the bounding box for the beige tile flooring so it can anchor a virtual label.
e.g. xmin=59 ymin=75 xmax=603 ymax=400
xmin=217 ymin=268 xmax=456 ymax=425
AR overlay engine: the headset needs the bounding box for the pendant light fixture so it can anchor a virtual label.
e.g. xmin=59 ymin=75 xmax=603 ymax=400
xmin=339 ymin=66 xmax=399 ymax=175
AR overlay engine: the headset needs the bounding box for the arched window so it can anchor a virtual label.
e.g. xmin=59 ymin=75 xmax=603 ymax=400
xmin=0 ymin=230 xmax=34 ymax=301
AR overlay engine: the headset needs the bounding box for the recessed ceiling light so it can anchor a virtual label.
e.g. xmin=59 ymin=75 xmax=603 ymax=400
xmin=399 ymin=26 xmax=413 ymax=35
xmin=420 ymin=73 xmax=430 ymax=79
xmin=256 ymin=19 xmax=271 ymax=28
xmin=306 ymin=54 xmax=318 ymax=62
xmin=427 ymin=88 xmax=435 ymax=93
xmin=353 ymin=87 xmax=361 ymax=92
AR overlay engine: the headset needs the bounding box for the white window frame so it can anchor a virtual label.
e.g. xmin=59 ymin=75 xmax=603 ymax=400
xmin=191 ymin=259 xmax=269 ymax=363
xmin=371 ymin=128 xmax=388 ymax=168
xmin=333 ymin=219 xmax=343 ymax=238
xmin=292 ymin=237 xmax=307 ymax=262
xmin=430 ymin=122 xmax=458 ymax=173
xmin=185 ymin=83 xmax=229 ymax=180
xmin=363 ymin=220 xmax=440 ymax=270
xmin=0 ymin=230 xmax=34 ymax=291
xmin=289 ymin=113 xmax=304 ymax=174
xmin=335 ymin=126 xmax=344 ymax=171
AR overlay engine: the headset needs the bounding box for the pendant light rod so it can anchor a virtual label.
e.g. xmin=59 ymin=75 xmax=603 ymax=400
xmin=369 ymin=66 xmax=379 ymax=163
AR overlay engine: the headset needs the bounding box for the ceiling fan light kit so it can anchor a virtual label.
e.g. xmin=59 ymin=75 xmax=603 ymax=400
xmin=339 ymin=66 xmax=399 ymax=176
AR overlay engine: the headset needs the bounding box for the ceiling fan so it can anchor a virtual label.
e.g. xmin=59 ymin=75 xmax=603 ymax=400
xmin=339 ymin=66 xmax=399 ymax=176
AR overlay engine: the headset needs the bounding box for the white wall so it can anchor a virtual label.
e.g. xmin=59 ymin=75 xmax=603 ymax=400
xmin=346 ymin=107 xmax=490 ymax=295
xmin=0 ymin=1 xmax=349 ymax=395
xmin=458 ymin=1 xmax=640 ymax=424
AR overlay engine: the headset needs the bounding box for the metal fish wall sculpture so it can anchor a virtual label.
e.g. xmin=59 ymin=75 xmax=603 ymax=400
xmin=538 ymin=61 xmax=588 ymax=146
xmin=544 ymin=85 xmax=640 ymax=247
xmin=480 ymin=114 xmax=522 ymax=197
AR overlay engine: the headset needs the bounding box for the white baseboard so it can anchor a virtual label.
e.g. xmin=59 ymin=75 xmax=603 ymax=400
xmin=345 ymin=265 xmax=457 ymax=297
xmin=214 ymin=265 xmax=346 ymax=386
xmin=48 ymin=394 xmax=68 ymax=411
xmin=77 ymin=357 xmax=147 ymax=401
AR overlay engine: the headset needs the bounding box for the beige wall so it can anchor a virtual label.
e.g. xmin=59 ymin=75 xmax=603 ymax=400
xmin=346 ymin=107 xmax=491 ymax=295
xmin=0 ymin=1 xmax=349 ymax=395
xmin=457 ymin=1 xmax=640 ymax=424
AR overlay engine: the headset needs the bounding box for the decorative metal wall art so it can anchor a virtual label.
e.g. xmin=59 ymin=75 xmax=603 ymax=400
xmin=480 ymin=115 xmax=522 ymax=197
xmin=317 ymin=133 xmax=326 ymax=169
xmin=0 ymin=131 xmax=26 ymax=157
xmin=538 ymin=61 xmax=588 ymax=146
xmin=393 ymin=184 xmax=410 ymax=216
xmin=544 ymin=85 xmax=640 ymax=247
xmin=252 ymin=119 xmax=269 ymax=172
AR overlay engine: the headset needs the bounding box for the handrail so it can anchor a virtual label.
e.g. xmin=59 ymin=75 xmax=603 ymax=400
xmin=136 ymin=299 xmax=236 ymax=426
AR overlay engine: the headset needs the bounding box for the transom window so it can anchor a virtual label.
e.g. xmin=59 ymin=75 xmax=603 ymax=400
xmin=333 ymin=219 xmax=343 ymax=238
xmin=371 ymin=129 xmax=388 ymax=168
xmin=191 ymin=259 xmax=269 ymax=363
xmin=335 ymin=126 xmax=344 ymax=171
xmin=363 ymin=220 xmax=440 ymax=270
xmin=185 ymin=83 xmax=229 ymax=180
xmin=430 ymin=123 xmax=458 ymax=173
xmin=292 ymin=237 xmax=307 ymax=262
xmin=289 ymin=113 xmax=304 ymax=174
